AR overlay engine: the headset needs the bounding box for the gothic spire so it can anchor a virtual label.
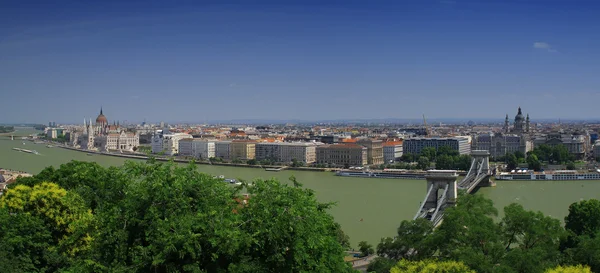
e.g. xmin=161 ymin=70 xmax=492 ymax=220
xmin=100 ymin=106 xmax=103 ymax=115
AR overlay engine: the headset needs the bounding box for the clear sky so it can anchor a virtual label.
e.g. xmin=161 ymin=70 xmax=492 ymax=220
xmin=1 ymin=0 xmax=599 ymax=124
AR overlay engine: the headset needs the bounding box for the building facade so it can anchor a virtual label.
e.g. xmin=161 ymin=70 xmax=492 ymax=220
xmin=255 ymin=143 xmax=281 ymax=162
xmin=383 ymin=141 xmax=403 ymax=163
xmin=151 ymin=130 xmax=192 ymax=155
xmin=215 ymin=141 xmax=231 ymax=160
xmin=533 ymin=133 xmax=587 ymax=160
xmin=472 ymin=133 xmax=532 ymax=159
xmin=106 ymin=131 xmax=140 ymax=151
xmin=403 ymin=137 xmax=471 ymax=156
xmin=279 ymin=142 xmax=317 ymax=164
xmin=77 ymin=109 xmax=139 ymax=152
xmin=178 ymin=139 xmax=216 ymax=159
xmin=357 ymin=139 xmax=384 ymax=165
xmin=316 ymin=144 xmax=368 ymax=167
xmin=230 ymin=140 xmax=256 ymax=160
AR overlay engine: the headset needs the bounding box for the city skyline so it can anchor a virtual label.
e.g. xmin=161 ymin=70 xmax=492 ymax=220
xmin=2 ymin=0 xmax=600 ymax=123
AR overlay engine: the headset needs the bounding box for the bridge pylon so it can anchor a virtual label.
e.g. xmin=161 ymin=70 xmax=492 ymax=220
xmin=414 ymin=170 xmax=458 ymax=227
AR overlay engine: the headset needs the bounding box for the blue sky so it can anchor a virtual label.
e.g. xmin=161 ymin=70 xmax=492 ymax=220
xmin=1 ymin=0 xmax=599 ymax=123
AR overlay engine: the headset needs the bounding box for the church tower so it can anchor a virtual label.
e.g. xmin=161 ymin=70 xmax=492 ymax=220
xmin=526 ymin=114 xmax=530 ymax=133
xmin=514 ymin=107 xmax=525 ymax=133
xmin=504 ymin=114 xmax=510 ymax=133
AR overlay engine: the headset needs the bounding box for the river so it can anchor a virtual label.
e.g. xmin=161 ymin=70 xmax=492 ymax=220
xmin=2 ymin=128 xmax=599 ymax=247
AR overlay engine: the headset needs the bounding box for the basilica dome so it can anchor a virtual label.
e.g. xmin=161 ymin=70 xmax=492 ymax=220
xmin=96 ymin=108 xmax=108 ymax=124
xmin=514 ymin=107 xmax=524 ymax=121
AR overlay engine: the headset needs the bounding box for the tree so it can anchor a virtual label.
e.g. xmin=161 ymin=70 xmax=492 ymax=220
xmin=9 ymin=161 xmax=355 ymax=273
xmin=390 ymin=259 xmax=475 ymax=273
xmin=367 ymin=257 xmax=397 ymax=273
xmin=377 ymin=218 xmax=435 ymax=261
xmin=499 ymin=203 xmax=564 ymax=273
xmin=437 ymin=146 xmax=459 ymax=157
xmin=566 ymin=233 xmax=600 ymax=272
xmin=401 ymin=153 xmax=415 ymax=162
xmin=417 ymin=156 xmax=430 ymax=170
xmin=247 ymin=159 xmax=257 ymax=165
xmin=455 ymin=155 xmax=472 ymax=171
xmin=527 ymin=154 xmax=542 ymax=171
xmin=434 ymin=194 xmax=504 ymax=273
xmin=566 ymin=162 xmax=576 ymax=170
xmin=358 ymin=241 xmax=375 ymax=257
xmin=435 ymin=155 xmax=454 ymax=170
xmin=420 ymin=148 xmax=437 ymax=162
xmin=565 ymin=199 xmax=600 ymax=237
xmin=507 ymin=153 xmax=518 ymax=171
xmin=514 ymin=151 xmax=525 ymax=161
xmin=545 ymin=265 xmax=592 ymax=273
xmin=0 ymin=182 xmax=93 ymax=271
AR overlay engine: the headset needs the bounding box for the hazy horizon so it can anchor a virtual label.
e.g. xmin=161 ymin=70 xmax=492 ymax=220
xmin=2 ymin=1 xmax=599 ymax=123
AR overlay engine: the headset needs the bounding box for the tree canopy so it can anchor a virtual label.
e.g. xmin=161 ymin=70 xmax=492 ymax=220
xmin=2 ymin=160 xmax=354 ymax=273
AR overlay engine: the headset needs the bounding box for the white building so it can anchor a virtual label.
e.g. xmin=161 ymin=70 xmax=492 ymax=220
xmin=279 ymin=142 xmax=317 ymax=164
xmin=178 ymin=139 xmax=216 ymax=159
xmin=106 ymin=131 xmax=140 ymax=151
xmin=151 ymin=130 xmax=192 ymax=155
xmin=215 ymin=141 xmax=232 ymax=160
xmin=383 ymin=141 xmax=403 ymax=163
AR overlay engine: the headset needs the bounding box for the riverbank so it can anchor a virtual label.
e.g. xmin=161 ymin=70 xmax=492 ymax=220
xmin=56 ymin=144 xmax=338 ymax=172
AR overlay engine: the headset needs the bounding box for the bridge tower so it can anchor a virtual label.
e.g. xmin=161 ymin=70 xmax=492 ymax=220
xmin=415 ymin=170 xmax=458 ymax=226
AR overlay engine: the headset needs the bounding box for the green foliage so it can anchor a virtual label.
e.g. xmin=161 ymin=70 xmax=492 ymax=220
xmin=420 ymin=147 xmax=438 ymax=162
xmin=401 ymin=153 xmax=415 ymax=163
xmin=529 ymin=144 xmax=574 ymax=164
xmin=209 ymin=156 xmax=224 ymax=162
xmin=435 ymin=194 xmax=504 ymax=273
xmin=377 ymin=218 xmax=435 ymax=260
xmin=545 ymin=265 xmax=592 ymax=273
xmin=0 ymin=182 xmax=93 ymax=271
xmin=367 ymin=257 xmax=396 ymax=273
xmin=566 ymin=162 xmax=576 ymax=170
xmin=246 ymin=159 xmax=257 ymax=165
xmin=527 ymin=154 xmax=542 ymax=171
xmin=507 ymin=153 xmax=518 ymax=171
xmin=390 ymin=259 xmax=475 ymax=273
xmin=6 ymin=160 xmax=353 ymax=273
xmin=358 ymin=241 xmax=375 ymax=257
xmin=417 ymin=156 xmax=430 ymax=170
xmin=565 ymin=199 xmax=600 ymax=237
xmin=291 ymin=158 xmax=305 ymax=167
xmin=499 ymin=203 xmax=564 ymax=272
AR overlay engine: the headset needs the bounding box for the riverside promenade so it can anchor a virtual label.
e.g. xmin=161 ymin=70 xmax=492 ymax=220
xmin=55 ymin=143 xmax=337 ymax=172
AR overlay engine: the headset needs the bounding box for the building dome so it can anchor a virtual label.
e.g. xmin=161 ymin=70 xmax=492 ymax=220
xmin=96 ymin=108 xmax=108 ymax=124
xmin=514 ymin=107 xmax=524 ymax=121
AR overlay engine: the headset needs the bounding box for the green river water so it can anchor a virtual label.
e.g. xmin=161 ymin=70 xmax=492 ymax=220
xmin=2 ymin=128 xmax=600 ymax=248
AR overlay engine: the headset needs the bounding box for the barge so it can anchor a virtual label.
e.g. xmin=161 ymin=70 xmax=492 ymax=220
xmin=496 ymin=170 xmax=600 ymax=181
xmin=335 ymin=169 xmax=427 ymax=179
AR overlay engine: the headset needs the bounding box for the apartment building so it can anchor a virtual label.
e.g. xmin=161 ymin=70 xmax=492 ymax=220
xmin=357 ymin=139 xmax=384 ymax=165
xmin=316 ymin=144 xmax=368 ymax=167
xmin=255 ymin=142 xmax=281 ymax=162
xmin=178 ymin=139 xmax=215 ymax=159
xmin=383 ymin=141 xmax=403 ymax=163
xmin=279 ymin=142 xmax=317 ymax=164
xmin=403 ymin=137 xmax=471 ymax=156
xmin=151 ymin=130 xmax=192 ymax=155
xmin=215 ymin=140 xmax=231 ymax=160
xmin=230 ymin=140 xmax=256 ymax=160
